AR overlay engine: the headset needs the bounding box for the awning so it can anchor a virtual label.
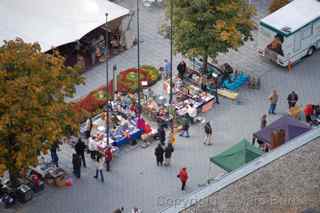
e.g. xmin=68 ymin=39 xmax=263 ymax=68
xmin=253 ymin=116 xmax=311 ymax=145
xmin=0 ymin=0 xmax=130 ymax=52
xmin=210 ymin=139 xmax=263 ymax=172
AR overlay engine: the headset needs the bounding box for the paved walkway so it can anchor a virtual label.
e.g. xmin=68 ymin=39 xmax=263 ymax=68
xmin=4 ymin=0 xmax=320 ymax=213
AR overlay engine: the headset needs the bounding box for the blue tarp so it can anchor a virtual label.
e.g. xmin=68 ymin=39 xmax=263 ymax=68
xmin=223 ymin=73 xmax=249 ymax=91
xmin=113 ymin=129 xmax=143 ymax=146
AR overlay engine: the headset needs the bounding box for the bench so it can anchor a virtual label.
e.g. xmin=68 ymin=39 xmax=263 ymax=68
xmin=218 ymin=89 xmax=239 ymax=102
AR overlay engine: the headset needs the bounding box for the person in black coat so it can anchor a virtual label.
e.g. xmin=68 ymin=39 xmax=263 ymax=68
xmin=158 ymin=126 xmax=166 ymax=146
xmin=287 ymin=91 xmax=298 ymax=108
xmin=209 ymin=80 xmax=219 ymax=104
xmin=72 ymin=153 xmax=81 ymax=178
xmin=203 ymin=121 xmax=213 ymax=145
xmin=164 ymin=143 xmax=174 ymax=166
xmin=154 ymin=144 xmax=164 ymax=166
xmin=75 ymin=138 xmax=86 ymax=168
xmin=177 ymin=60 xmax=187 ymax=80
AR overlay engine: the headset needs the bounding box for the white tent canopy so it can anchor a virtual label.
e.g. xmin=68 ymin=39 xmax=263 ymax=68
xmin=0 ymin=0 xmax=130 ymax=52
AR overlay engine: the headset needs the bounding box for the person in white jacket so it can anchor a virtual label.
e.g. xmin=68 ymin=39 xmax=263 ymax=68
xmin=93 ymin=153 xmax=104 ymax=182
xmin=88 ymin=136 xmax=97 ymax=160
xmin=187 ymin=104 xmax=197 ymax=124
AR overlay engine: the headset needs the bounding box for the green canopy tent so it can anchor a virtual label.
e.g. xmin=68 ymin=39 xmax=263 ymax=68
xmin=210 ymin=139 xmax=263 ymax=173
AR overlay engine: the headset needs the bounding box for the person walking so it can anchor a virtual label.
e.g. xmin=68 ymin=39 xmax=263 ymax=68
xmin=177 ymin=167 xmax=189 ymax=191
xmin=104 ymin=147 xmax=113 ymax=172
xmin=158 ymin=126 xmax=166 ymax=146
xmin=84 ymin=117 xmax=93 ymax=139
xmin=268 ymin=90 xmax=279 ymax=114
xmin=260 ymin=114 xmax=267 ymax=129
xmin=177 ymin=60 xmax=187 ymax=80
xmin=179 ymin=118 xmax=190 ymax=137
xmin=93 ymin=154 xmax=104 ymax=182
xmin=88 ymin=136 xmax=97 ymax=160
xmin=209 ymin=79 xmax=219 ymax=104
xmin=287 ymin=91 xmax=298 ymax=108
xmin=75 ymin=138 xmax=86 ymax=168
xmin=50 ymin=142 xmax=60 ymax=167
xmin=187 ymin=104 xmax=197 ymax=124
xmin=164 ymin=143 xmax=174 ymax=166
xmin=304 ymin=104 xmax=314 ymax=124
xmin=169 ymin=130 xmax=176 ymax=146
xmin=163 ymin=59 xmax=171 ymax=79
xmin=203 ymin=121 xmax=213 ymax=145
xmin=154 ymin=144 xmax=164 ymax=166
xmin=72 ymin=153 xmax=81 ymax=178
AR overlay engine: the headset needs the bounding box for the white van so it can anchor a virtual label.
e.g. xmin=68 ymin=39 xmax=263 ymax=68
xmin=257 ymin=0 xmax=320 ymax=67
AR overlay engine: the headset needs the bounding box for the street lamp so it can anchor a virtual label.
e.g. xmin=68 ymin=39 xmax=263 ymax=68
xmin=137 ymin=0 xmax=141 ymax=117
xmin=169 ymin=0 xmax=174 ymax=135
xmin=105 ymin=13 xmax=110 ymax=145
xmin=169 ymin=0 xmax=173 ymax=105
xmin=112 ymin=64 xmax=117 ymax=99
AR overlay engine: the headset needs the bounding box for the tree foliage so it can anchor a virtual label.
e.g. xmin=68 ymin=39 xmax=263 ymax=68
xmin=0 ymin=39 xmax=83 ymax=181
xmin=269 ymin=0 xmax=289 ymax=14
xmin=165 ymin=0 xmax=256 ymax=72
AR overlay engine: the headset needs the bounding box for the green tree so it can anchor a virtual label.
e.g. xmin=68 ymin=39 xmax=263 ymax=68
xmin=0 ymin=39 xmax=83 ymax=185
xmin=165 ymin=0 xmax=256 ymax=73
xmin=269 ymin=0 xmax=289 ymax=14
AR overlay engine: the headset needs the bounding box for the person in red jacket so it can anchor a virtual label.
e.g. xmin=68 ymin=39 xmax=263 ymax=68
xmin=304 ymin=104 xmax=314 ymax=124
xmin=105 ymin=147 xmax=113 ymax=172
xmin=177 ymin=167 xmax=189 ymax=191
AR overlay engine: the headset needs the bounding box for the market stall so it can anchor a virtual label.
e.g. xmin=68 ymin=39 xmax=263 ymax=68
xmin=175 ymin=84 xmax=215 ymax=113
xmin=0 ymin=0 xmax=131 ymax=70
xmin=186 ymin=59 xmax=253 ymax=93
xmin=80 ymin=92 xmax=160 ymax=151
xmin=252 ymin=116 xmax=311 ymax=150
xmin=189 ymin=58 xmax=223 ymax=80
xmin=142 ymin=98 xmax=172 ymax=125
xmin=141 ymin=76 xmax=215 ymax=128
xmin=82 ymin=111 xmax=143 ymax=149
xmin=164 ymin=78 xmax=215 ymax=115
xmin=0 ymin=0 xmax=130 ymax=52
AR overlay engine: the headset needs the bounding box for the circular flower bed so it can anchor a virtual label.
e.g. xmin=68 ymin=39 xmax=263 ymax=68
xmin=112 ymin=65 xmax=160 ymax=93
xmin=72 ymin=65 xmax=160 ymax=121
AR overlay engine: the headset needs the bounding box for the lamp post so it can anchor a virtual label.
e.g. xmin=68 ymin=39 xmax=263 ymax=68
xmin=105 ymin=13 xmax=110 ymax=145
xmin=137 ymin=0 xmax=141 ymax=117
xmin=169 ymin=0 xmax=174 ymax=136
xmin=169 ymin=0 xmax=173 ymax=105
xmin=112 ymin=64 xmax=117 ymax=99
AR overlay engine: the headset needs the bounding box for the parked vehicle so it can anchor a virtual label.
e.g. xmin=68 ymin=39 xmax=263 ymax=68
xmin=257 ymin=0 xmax=320 ymax=67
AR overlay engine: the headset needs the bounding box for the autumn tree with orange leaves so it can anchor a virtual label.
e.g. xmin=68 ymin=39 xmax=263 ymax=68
xmin=0 ymin=39 xmax=83 ymax=185
xmin=166 ymin=0 xmax=256 ymax=73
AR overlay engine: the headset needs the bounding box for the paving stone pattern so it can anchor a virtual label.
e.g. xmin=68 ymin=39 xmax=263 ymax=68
xmin=3 ymin=0 xmax=320 ymax=213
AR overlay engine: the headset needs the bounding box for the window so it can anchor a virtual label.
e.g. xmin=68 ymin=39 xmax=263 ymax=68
xmin=294 ymin=33 xmax=301 ymax=52
xmin=302 ymin=25 xmax=313 ymax=39
xmin=313 ymin=21 xmax=320 ymax=35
